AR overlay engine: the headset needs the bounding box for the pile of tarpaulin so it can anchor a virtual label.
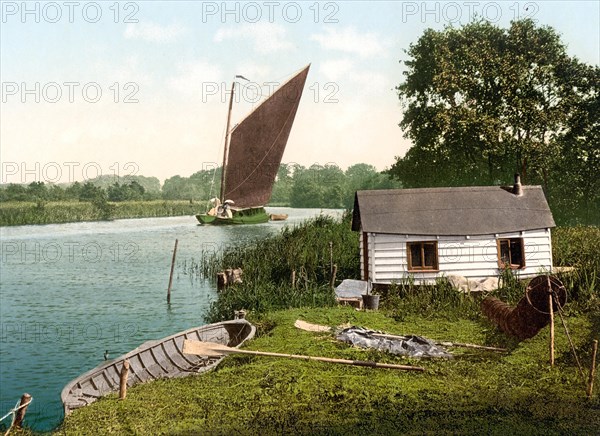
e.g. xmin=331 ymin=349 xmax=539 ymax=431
xmin=336 ymin=327 xmax=452 ymax=358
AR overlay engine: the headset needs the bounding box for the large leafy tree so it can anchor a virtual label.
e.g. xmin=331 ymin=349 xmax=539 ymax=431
xmin=549 ymin=61 xmax=600 ymax=223
xmin=389 ymin=19 xmax=599 ymax=224
xmin=391 ymin=19 xmax=573 ymax=186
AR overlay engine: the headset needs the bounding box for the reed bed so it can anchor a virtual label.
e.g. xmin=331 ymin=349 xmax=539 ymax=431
xmin=197 ymin=214 xmax=360 ymax=322
xmin=0 ymin=200 xmax=198 ymax=226
xmin=552 ymin=226 xmax=600 ymax=312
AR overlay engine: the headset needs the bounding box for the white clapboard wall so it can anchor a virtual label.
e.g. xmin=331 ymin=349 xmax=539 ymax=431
xmin=360 ymin=228 xmax=553 ymax=284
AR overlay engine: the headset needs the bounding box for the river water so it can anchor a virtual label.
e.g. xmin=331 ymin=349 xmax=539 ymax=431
xmin=0 ymin=208 xmax=341 ymax=431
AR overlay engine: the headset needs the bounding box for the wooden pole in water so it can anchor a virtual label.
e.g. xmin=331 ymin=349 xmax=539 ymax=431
xmin=167 ymin=239 xmax=178 ymax=303
xmin=120 ymin=360 xmax=130 ymax=400
xmin=12 ymin=393 xmax=32 ymax=429
xmin=549 ymin=290 xmax=555 ymax=367
xmin=588 ymin=340 xmax=598 ymax=399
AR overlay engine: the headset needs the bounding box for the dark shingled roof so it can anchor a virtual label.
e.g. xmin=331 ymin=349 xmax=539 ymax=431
xmin=352 ymin=186 xmax=555 ymax=236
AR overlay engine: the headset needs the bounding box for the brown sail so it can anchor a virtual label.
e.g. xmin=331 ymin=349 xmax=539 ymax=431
xmin=223 ymin=65 xmax=310 ymax=208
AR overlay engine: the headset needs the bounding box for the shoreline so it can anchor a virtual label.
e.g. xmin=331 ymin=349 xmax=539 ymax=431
xmin=0 ymin=200 xmax=297 ymax=227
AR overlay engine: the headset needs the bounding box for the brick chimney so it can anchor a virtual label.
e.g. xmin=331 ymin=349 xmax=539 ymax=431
xmin=513 ymin=173 xmax=523 ymax=196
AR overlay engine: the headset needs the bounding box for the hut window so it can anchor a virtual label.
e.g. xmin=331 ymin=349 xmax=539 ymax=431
xmin=497 ymin=238 xmax=525 ymax=269
xmin=407 ymin=242 xmax=438 ymax=271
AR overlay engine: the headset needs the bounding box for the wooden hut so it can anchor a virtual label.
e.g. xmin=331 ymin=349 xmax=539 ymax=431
xmin=351 ymin=175 xmax=555 ymax=286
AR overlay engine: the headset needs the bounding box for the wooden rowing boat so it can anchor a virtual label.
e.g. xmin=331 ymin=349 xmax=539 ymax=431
xmin=61 ymin=319 xmax=255 ymax=415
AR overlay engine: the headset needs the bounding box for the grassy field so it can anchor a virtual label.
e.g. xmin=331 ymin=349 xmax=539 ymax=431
xmin=54 ymin=307 xmax=599 ymax=435
xmin=0 ymin=200 xmax=199 ymax=226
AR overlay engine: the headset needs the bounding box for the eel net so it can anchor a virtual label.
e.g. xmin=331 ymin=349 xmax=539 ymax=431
xmin=481 ymin=275 xmax=567 ymax=340
xmin=336 ymin=327 xmax=452 ymax=358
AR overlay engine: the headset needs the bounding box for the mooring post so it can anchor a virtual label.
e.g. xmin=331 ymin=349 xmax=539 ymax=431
xmin=120 ymin=360 xmax=130 ymax=400
xmin=12 ymin=393 xmax=32 ymax=429
xmin=167 ymin=239 xmax=178 ymax=303
xmin=588 ymin=340 xmax=598 ymax=399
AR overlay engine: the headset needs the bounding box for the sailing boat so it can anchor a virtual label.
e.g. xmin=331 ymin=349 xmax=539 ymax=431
xmin=196 ymin=64 xmax=310 ymax=225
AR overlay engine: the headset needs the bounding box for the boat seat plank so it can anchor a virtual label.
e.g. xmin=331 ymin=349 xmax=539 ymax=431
xmin=150 ymin=347 xmax=177 ymax=374
xmin=90 ymin=375 xmax=112 ymax=394
xmin=163 ymin=339 xmax=195 ymax=369
xmin=81 ymin=387 xmax=101 ymax=398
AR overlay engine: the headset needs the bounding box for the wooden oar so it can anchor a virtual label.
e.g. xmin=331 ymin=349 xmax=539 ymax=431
xmin=294 ymin=320 xmax=507 ymax=353
xmin=182 ymin=340 xmax=425 ymax=372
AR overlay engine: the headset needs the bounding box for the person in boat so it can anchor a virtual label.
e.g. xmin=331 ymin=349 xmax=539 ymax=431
xmin=207 ymin=198 xmax=221 ymax=216
xmin=221 ymin=200 xmax=234 ymax=219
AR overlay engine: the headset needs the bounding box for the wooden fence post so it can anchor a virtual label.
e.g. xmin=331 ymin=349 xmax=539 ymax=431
xmin=588 ymin=340 xmax=598 ymax=399
xmin=330 ymin=264 xmax=338 ymax=289
xmin=120 ymin=360 xmax=130 ymax=400
xmin=13 ymin=393 xmax=31 ymax=429
xmin=549 ymin=290 xmax=554 ymax=367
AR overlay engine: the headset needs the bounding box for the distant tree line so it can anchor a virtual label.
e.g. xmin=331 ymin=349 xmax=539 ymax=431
xmin=0 ymin=176 xmax=160 ymax=203
xmin=0 ymin=164 xmax=399 ymax=209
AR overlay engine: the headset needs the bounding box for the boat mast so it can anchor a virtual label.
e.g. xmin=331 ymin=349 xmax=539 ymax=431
xmin=220 ymin=81 xmax=235 ymax=203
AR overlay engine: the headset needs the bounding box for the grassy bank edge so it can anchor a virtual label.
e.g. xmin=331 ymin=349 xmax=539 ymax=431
xmin=53 ymin=306 xmax=600 ymax=435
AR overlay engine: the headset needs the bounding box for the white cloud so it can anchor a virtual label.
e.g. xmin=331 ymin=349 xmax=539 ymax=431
xmin=214 ymin=23 xmax=293 ymax=54
xmin=320 ymin=59 xmax=355 ymax=82
xmin=166 ymin=60 xmax=223 ymax=97
xmin=124 ymin=21 xmax=187 ymax=43
xmin=110 ymin=56 xmax=154 ymax=87
xmin=319 ymin=58 xmax=390 ymax=99
xmin=310 ymin=27 xmax=389 ymax=58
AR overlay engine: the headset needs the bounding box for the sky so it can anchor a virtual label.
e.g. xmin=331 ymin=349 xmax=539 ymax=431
xmin=1 ymin=1 xmax=599 ymax=185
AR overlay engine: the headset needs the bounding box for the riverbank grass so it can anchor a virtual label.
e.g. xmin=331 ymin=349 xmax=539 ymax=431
xmin=0 ymin=200 xmax=198 ymax=226
xmin=57 ymin=307 xmax=599 ymax=435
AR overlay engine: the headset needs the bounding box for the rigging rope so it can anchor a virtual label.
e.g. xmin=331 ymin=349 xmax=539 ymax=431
xmin=1 ymin=396 xmax=33 ymax=435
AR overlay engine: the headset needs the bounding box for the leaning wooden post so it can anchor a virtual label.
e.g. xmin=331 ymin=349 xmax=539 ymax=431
xmin=167 ymin=239 xmax=178 ymax=303
xmin=549 ymin=290 xmax=555 ymax=367
xmin=13 ymin=393 xmax=32 ymax=429
xmin=120 ymin=360 xmax=130 ymax=400
xmin=329 ymin=241 xmax=333 ymax=275
xmin=588 ymin=339 xmax=598 ymax=399
xmin=330 ymin=264 xmax=338 ymax=289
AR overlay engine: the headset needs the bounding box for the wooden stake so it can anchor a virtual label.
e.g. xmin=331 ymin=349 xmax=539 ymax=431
xmin=330 ymin=264 xmax=338 ymax=289
xmin=12 ymin=393 xmax=31 ymax=429
xmin=549 ymin=290 xmax=555 ymax=367
xmin=167 ymin=239 xmax=178 ymax=303
xmin=291 ymin=270 xmax=296 ymax=289
xmin=183 ymin=339 xmax=425 ymax=372
xmin=119 ymin=360 xmax=130 ymax=400
xmin=588 ymin=340 xmax=598 ymax=399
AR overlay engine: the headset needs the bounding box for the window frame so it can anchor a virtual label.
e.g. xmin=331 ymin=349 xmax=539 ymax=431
xmin=496 ymin=237 xmax=526 ymax=269
xmin=406 ymin=241 xmax=439 ymax=272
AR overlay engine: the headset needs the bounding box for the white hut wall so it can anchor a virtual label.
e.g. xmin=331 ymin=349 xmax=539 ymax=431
xmin=359 ymin=230 xmax=375 ymax=282
xmin=368 ymin=229 xmax=552 ymax=285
